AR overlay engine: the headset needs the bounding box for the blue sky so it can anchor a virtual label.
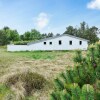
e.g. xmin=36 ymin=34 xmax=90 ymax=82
xmin=0 ymin=0 xmax=100 ymax=34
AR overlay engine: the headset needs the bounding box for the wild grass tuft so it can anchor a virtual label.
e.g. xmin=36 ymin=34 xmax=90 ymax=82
xmin=5 ymin=71 xmax=47 ymax=96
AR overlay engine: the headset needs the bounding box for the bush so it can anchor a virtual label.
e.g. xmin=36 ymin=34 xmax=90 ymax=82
xmin=13 ymin=41 xmax=31 ymax=45
xmin=50 ymin=41 xmax=100 ymax=100
xmin=5 ymin=71 xmax=47 ymax=95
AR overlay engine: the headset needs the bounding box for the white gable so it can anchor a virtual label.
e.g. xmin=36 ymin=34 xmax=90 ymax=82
xmin=27 ymin=35 xmax=88 ymax=51
xmin=27 ymin=34 xmax=88 ymax=45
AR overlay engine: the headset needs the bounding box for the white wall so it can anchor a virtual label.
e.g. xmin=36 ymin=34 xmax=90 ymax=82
xmin=97 ymin=34 xmax=100 ymax=39
xmin=7 ymin=45 xmax=29 ymax=51
xmin=7 ymin=35 xmax=88 ymax=51
xmin=28 ymin=36 xmax=88 ymax=51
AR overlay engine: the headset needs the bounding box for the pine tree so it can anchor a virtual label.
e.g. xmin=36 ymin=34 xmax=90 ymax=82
xmin=50 ymin=41 xmax=100 ymax=100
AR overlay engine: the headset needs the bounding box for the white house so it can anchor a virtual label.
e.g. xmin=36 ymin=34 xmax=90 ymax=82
xmin=7 ymin=34 xmax=89 ymax=51
xmin=97 ymin=33 xmax=100 ymax=39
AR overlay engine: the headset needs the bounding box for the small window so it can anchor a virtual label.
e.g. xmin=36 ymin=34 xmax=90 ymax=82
xmin=69 ymin=41 xmax=72 ymax=45
xmin=79 ymin=41 xmax=82 ymax=45
xmin=49 ymin=42 xmax=52 ymax=45
xmin=59 ymin=40 xmax=62 ymax=45
xmin=44 ymin=42 xmax=46 ymax=45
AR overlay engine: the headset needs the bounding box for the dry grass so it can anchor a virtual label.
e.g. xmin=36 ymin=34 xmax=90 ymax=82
xmin=0 ymin=47 xmax=77 ymax=100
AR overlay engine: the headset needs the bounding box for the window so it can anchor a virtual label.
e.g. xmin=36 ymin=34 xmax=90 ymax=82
xmin=49 ymin=42 xmax=52 ymax=45
xmin=69 ymin=41 xmax=72 ymax=45
xmin=44 ymin=42 xmax=46 ymax=45
xmin=79 ymin=41 xmax=82 ymax=45
xmin=59 ymin=40 xmax=62 ymax=45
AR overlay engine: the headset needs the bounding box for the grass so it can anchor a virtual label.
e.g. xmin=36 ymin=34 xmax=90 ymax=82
xmin=9 ymin=50 xmax=71 ymax=60
xmin=10 ymin=51 xmax=58 ymax=60
xmin=4 ymin=71 xmax=47 ymax=99
xmin=0 ymin=46 xmax=77 ymax=100
xmin=0 ymin=84 xmax=14 ymax=100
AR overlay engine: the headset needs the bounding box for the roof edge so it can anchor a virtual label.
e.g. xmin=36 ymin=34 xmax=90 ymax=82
xmin=27 ymin=34 xmax=89 ymax=45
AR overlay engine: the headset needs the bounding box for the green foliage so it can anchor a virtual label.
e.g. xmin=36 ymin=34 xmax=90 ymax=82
xmin=32 ymin=52 xmax=57 ymax=60
xmin=74 ymin=50 xmax=83 ymax=63
xmin=50 ymin=41 xmax=100 ymax=100
xmin=63 ymin=21 xmax=99 ymax=44
xmin=60 ymin=90 xmax=71 ymax=100
xmin=13 ymin=41 xmax=31 ymax=45
xmin=0 ymin=30 xmax=10 ymax=45
xmin=8 ymin=50 xmax=64 ymax=60
xmin=0 ymin=22 xmax=99 ymax=46
xmin=0 ymin=27 xmax=20 ymax=45
xmin=0 ymin=84 xmax=14 ymax=100
xmin=21 ymin=30 xmax=54 ymax=41
xmin=81 ymin=84 xmax=94 ymax=100
xmin=54 ymin=78 xmax=64 ymax=90
xmin=71 ymin=84 xmax=81 ymax=100
xmin=22 ymin=29 xmax=42 ymax=41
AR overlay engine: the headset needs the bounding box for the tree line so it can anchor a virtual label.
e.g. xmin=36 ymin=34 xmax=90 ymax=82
xmin=0 ymin=22 xmax=99 ymax=45
xmin=64 ymin=21 xmax=99 ymax=43
xmin=0 ymin=27 xmax=54 ymax=45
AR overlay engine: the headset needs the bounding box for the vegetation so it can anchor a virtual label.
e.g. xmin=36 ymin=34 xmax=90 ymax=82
xmin=0 ymin=26 xmax=54 ymax=46
xmin=0 ymin=21 xmax=100 ymax=99
xmin=9 ymin=50 xmax=64 ymax=60
xmin=0 ymin=71 xmax=47 ymax=100
xmin=1 ymin=42 xmax=100 ymax=99
xmin=0 ymin=22 xmax=99 ymax=46
xmin=0 ymin=84 xmax=14 ymax=100
xmin=64 ymin=21 xmax=99 ymax=44
xmin=50 ymin=41 xmax=100 ymax=100
xmin=13 ymin=41 xmax=31 ymax=45
xmin=0 ymin=47 xmax=74 ymax=99
xmin=5 ymin=71 xmax=47 ymax=96
xmin=0 ymin=27 xmax=19 ymax=45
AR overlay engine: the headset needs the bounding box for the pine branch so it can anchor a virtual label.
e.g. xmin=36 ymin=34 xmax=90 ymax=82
xmin=54 ymin=78 xmax=64 ymax=90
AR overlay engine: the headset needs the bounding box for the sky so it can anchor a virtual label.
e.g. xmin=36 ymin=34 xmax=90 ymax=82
xmin=0 ymin=0 xmax=100 ymax=34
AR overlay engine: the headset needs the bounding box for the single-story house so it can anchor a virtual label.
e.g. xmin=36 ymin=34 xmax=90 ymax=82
xmin=7 ymin=34 xmax=89 ymax=51
xmin=97 ymin=33 xmax=100 ymax=39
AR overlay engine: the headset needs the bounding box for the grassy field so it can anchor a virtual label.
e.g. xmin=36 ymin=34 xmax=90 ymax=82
xmin=0 ymin=47 xmax=76 ymax=100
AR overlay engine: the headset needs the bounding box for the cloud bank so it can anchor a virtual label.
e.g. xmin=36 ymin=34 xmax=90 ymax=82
xmin=87 ymin=0 xmax=100 ymax=10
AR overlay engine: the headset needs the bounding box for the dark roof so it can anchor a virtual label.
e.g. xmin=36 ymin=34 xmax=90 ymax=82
xmin=27 ymin=34 xmax=89 ymax=45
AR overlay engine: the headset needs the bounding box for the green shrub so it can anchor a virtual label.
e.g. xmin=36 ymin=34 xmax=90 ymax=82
xmin=50 ymin=41 xmax=100 ymax=100
xmin=13 ymin=41 xmax=31 ymax=45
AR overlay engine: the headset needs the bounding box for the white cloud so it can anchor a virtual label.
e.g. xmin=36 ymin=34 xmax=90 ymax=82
xmin=34 ymin=12 xmax=50 ymax=30
xmin=87 ymin=0 xmax=100 ymax=10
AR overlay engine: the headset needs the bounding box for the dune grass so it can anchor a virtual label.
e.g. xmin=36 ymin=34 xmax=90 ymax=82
xmin=8 ymin=50 xmax=72 ymax=60
xmin=0 ymin=84 xmax=14 ymax=100
xmin=0 ymin=46 xmax=76 ymax=100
